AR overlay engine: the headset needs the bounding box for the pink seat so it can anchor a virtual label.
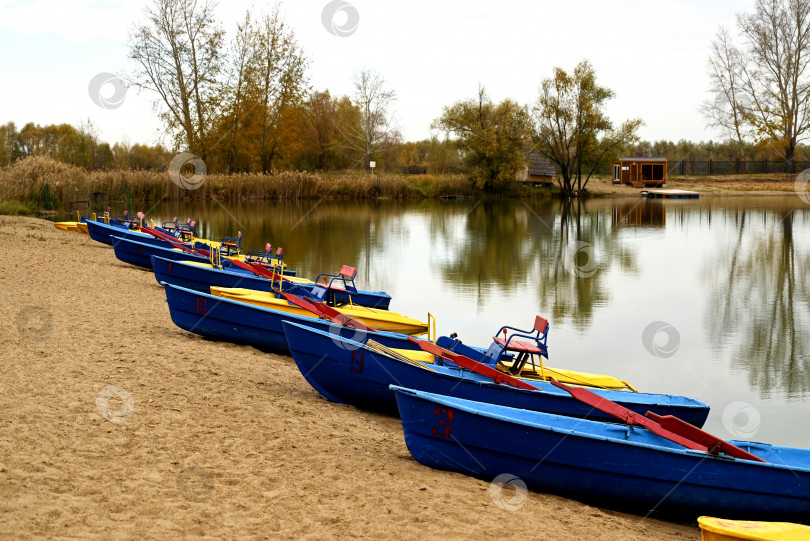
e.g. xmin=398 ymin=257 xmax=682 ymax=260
xmin=492 ymin=337 xmax=544 ymax=354
xmin=340 ymin=265 xmax=357 ymax=279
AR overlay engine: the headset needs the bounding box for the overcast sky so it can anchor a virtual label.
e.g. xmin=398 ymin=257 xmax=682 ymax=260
xmin=0 ymin=0 xmax=748 ymax=148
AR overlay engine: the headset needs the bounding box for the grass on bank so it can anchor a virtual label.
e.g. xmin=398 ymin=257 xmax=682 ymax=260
xmin=0 ymin=156 xmax=557 ymax=214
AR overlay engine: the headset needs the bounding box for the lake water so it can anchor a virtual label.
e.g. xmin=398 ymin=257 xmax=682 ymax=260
xmin=78 ymin=196 xmax=810 ymax=447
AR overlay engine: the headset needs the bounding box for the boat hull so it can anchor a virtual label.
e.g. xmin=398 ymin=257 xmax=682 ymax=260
xmin=211 ymin=287 xmax=424 ymax=334
xmin=162 ymin=283 xmax=414 ymax=353
xmin=392 ymin=387 xmax=810 ymax=521
xmin=151 ymin=256 xmax=390 ymax=309
xmin=112 ymin=236 xmax=207 ymax=269
xmin=88 ymin=220 xmax=174 ymax=248
xmin=86 ymin=219 xmax=133 ymax=245
xmin=282 ymin=321 xmax=710 ymax=426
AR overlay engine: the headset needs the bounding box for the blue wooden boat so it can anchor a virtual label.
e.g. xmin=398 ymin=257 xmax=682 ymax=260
xmin=86 ymin=218 xmax=138 ymax=245
xmin=391 ymin=387 xmax=810 ymax=520
xmin=162 ymin=282 xmax=411 ymax=352
xmin=111 ymin=237 xmax=299 ymax=276
xmin=282 ymin=321 xmax=711 ymax=426
xmin=161 ymin=282 xmax=546 ymax=357
xmin=151 ymin=255 xmax=391 ymax=309
xmin=88 ymin=216 xmax=205 ymax=250
xmin=111 ymin=236 xmax=209 ymax=269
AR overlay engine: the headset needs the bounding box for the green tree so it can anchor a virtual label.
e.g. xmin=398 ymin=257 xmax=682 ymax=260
xmin=532 ymin=60 xmax=641 ymax=197
xmin=433 ymin=86 xmax=531 ymax=192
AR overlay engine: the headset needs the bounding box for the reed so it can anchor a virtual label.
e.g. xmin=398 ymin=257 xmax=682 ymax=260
xmin=0 ymin=156 xmax=498 ymax=212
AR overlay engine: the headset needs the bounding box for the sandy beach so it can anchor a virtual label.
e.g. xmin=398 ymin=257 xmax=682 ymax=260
xmin=586 ymin=175 xmax=802 ymax=197
xmin=0 ymin=216 xmax=699 ymax=539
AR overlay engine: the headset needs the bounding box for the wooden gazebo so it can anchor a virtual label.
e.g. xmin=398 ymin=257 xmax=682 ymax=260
xmin=612 ymin=157 xmax=667 ymax=187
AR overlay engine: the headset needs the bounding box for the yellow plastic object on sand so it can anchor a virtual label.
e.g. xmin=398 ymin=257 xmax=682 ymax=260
xmin=698 ymin=516 xmax=810 ymax=541
xmin=210 ymin=287 xmax=429 ymax=335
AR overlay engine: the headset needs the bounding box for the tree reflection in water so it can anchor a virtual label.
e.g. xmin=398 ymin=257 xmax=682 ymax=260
xmin=705 ymin=209 xmax=810 ymax=398
xmin=437 ymin=199 xmax=638 ymax=330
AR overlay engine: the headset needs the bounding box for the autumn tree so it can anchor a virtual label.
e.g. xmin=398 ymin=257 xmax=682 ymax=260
xmin=532 ymin=60 xmax=641 ymax=198
xmin=303 ymin=90 xmax=338 ymax=169
xmin=434 ymin=86 xmax=531 ymax=191
xmin=295 ymin=90 xmax=361 ymax=170
xmin=216 ymin=10 xmax=260 ymax=173
xmin=705 ymin=0 xmax=810 ymax=171
xmin=8 ymin=121 xmax=107 ymax=170
xmin=253 ymin=7 xmax=309 ymax=172
xmin=128 ymin=0 xmax=224 ymax=160
xmin=424 ymin=137 xmax=464 ymax=174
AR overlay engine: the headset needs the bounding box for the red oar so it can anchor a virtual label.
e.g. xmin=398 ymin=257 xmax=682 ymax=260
xmin=547 ymin=379 xmax=709 ymax=451
xmin=227 ymin=258 xmax=292 ymax=283
xmin=409 ymin=337 xmax=766 ymax=460
xmin=646 ymin=412 xmax=767 ymax=462
xmin=277 ymin=291 xmax=375 ymax=331
xmin=230 ymin=258 xmax=270 ymax=277
xmin=139 ymin=225 xmax=185 ymax=244
xmin=306 ymin=298 xmax=376 ymax=331
xmin=139 ymin=226 xmax=209 ymax=257
xmin=249 ymin=261 xmax=286 ymax=281
xmin=408 ymin=336 xmax=538 ymax=391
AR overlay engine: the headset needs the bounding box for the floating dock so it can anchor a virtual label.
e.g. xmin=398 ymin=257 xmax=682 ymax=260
xmin=641 ymin=189 xmax=699 ymax=199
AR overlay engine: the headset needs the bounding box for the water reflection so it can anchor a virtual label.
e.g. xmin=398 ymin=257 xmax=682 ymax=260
xmin=130 ymin=196 xmax=810 ymax=410
xmin=428 ymin=200 xmax=641 ymax=330
xmin=437 ymin=200 xmax=544 ymax=293
xmin=705 ymin=208 xmax=810 ymax=399
xmin=148 ymin=200 xmax=396 ymax=284
xmin=534 ymin=200 xmax=638 ymax=331
xmin=612 ymin=200 xmax=666 ymax=228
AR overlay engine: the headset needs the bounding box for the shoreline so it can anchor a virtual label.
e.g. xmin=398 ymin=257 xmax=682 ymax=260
xmin=0 ymin=216 xmax=699 ymax=539
xmin=12 ymin=185 xmax=806 ymax=220
xmin=585 ymin=176 xmax=802 ymax=197
xmin=1 ymin=153 xmax=805 ymax=218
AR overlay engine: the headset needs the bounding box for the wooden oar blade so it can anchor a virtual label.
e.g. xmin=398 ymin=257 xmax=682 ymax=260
xmin=278 ymin=292 xmax=375 ymax=331
xmin=308 ymin=300 xmax=376 ymax=331
xmin=249 ymin=262 xmax=291 ymax=283
xmin=139 ymin=225 xmax=207 ymax=257
xmin=645 ymin=412 xmax=767 ymax=463
xmin=279 ymin=291 xmax=324 ymax=316
xmin=229 ymin=258 xmax=259 ymax=274
xmin=408 ymin=337 xmax=538 ymax=391
xmin=549 ymin=379 xmax=708 ymax=452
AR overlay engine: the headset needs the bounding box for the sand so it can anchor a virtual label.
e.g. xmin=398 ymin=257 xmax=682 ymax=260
xmin=0 ymin=216 xmax=699 ymax=540
xmin=587 ymin=174 xmax=802 ymax=196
